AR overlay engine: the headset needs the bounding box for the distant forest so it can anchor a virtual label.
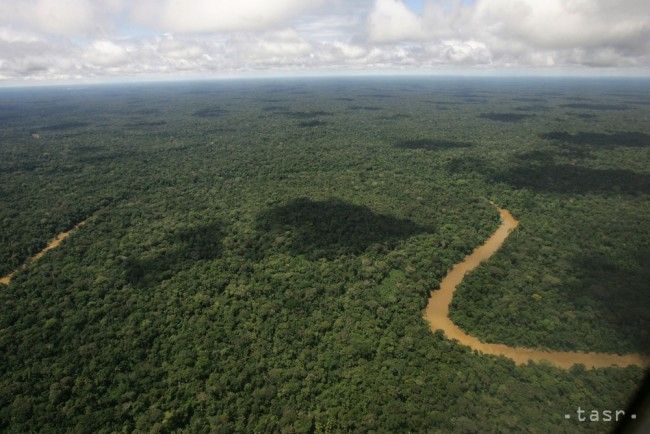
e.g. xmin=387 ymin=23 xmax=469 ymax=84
xmin=1 ymin=77 xmax=649 ymax=432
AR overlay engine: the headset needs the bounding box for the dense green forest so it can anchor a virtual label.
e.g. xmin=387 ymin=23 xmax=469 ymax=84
xmin=0 ymin=77 xmax=649 ymax=432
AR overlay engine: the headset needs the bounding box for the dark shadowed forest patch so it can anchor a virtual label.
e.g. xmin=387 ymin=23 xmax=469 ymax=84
xmin=479 ymin=113 xmax=533 ymax=122
xmin=516 ymin=146 xmax=592 ymax=161
xmin=445 ymin=156 xmax=489 ymax=175
xmin=540 ymin=131 xmax=650 ymax=148
xmin=75 ymin=152 xmax=135 ymax=165
xmin=512 ymin=97 xmax=547 ymax=103
xmin=206 ymin=127 xmax=236 ymax=134
xmin=285 ymin=89 xmax=309 ymax=95
xmin=494 ymin=164 xmax=650 ymax=195
xmin=124 ymin=121 xmax=167 ymax=128
xmin=262 ymin=106 xmax=287 ymax=112
xmin=513 ymin=150 xmax=557 ymax=162
xmin=348 ymin=105 xmax=382 ymax=111
xmin=256 ymin=198 xmax=431 ymax=259
xmin=378 ymin=113 xmax=409 ymax=120
xmin=560 ymin=103 xmax=629 ymax=111
xmin=41 ymin=121 xmax=91 ymax=131
xmin=450 ymin=91 xmax=480 ymax=98
xmin=1 ymin=161 xmax=45 ymax=174
xmin=394 ymin=139 xmax=472 ymax=150
xmin=298 ymin=120 xmax=327 ymax=127
xmin=279 ymin=110 xmax=332 ymax=119
xmin=461 ymin=97 xmax=488 ymax=104
xmin=566 ymin=249 xmax=650 ymax=351
xmin=515 ymin=105 xmax=549 ymax=112
xmin=193 ymin=107 xmax=228 ymax=118
xmin=132 ymin=108 xmax=161 ymax=115
xmin=298 ymin=119 xmax=327 ymax=128
xmin=125 ymin=220 xmax=224 ymax=287
xmin=360 ymin=93 xmax=391 ymax=98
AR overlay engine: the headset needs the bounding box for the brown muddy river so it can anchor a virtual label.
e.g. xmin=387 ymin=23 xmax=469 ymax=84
xmin=423 ymin=207 xmax=649 ymax=369
xmin=0 ymin=220 xmax=87 ymax=285
xmin=2 ymin=210 xmax=648 ymax=369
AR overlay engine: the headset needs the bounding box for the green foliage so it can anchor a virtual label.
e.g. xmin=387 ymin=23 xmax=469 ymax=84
xmin=0 ymin=78 xmax=648 ymax=432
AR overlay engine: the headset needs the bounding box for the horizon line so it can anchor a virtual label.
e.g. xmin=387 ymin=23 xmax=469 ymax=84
xmin=2 ymin=70 xmax=650 ymax=90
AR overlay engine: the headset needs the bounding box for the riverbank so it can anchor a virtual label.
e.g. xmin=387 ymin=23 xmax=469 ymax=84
xmin=423 ymin=206 xmax=649 ymax=369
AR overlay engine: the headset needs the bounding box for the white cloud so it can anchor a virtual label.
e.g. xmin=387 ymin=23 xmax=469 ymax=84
xmin=427 ymin=40 xmax=492 ymax=65
xmin=157 ymin=35 xmax=205 ymax=60
xmin=365 ymin=0 xmax=650 ymax=68
xmin=0 ymin=0 xmax=124 ymax=36
xmin=0 ymin=27 xmax=41 ymax=43
xmin=331 ymin=42 xmax=367 ymax=59
xmin=473 ymin=0 xmax=650 ymax=50
xmin=0 ymin=0 xmax=649 ymax=82
xmin=253 ymin=29 xmax=312 ymax=57
xmin=131 ymin=0 xmax=324 ymax=33
xmin=83 ymin=40 xmax=130 ymax=66
xmin=368 ymin=0 xmax=425 ymax=42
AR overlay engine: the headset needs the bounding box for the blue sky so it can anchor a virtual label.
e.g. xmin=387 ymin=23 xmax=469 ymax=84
xmin=405 ymin=0 xmax=475 ymax=13
xmin=0 ymin=0 xmax=647 ymax=84
xmin=405 ymin=0 xmax=425 ymax=12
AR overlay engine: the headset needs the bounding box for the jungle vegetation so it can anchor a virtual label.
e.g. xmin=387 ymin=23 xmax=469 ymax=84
xmin=0 ymin=77 xmax=649 ymax=433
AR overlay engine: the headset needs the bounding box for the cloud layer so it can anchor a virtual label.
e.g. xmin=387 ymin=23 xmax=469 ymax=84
xmin=0 ymin=0 xmax=648 ymax=82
